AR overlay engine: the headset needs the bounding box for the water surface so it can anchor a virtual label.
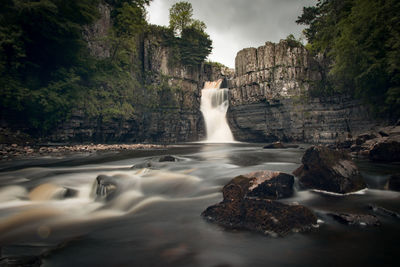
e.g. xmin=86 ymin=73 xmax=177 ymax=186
xmin=0 ymin=144 xmax=399 ymax=266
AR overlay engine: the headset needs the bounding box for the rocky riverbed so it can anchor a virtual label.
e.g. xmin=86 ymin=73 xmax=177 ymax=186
xmin=0 ymin=143 xmax=167 ymax=161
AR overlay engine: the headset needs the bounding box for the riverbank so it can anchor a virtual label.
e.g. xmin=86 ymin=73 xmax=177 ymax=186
xmin=0 ymin=143 xmax=167 ymax=161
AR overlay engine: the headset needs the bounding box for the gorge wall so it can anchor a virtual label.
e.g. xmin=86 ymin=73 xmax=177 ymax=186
xmin=50 ymin=3 xmax=231 ymax=143
xmin=48 ymin=3 xmax=378 ymax=144
xmin=227 ymin=40 xmax=378 ymax=143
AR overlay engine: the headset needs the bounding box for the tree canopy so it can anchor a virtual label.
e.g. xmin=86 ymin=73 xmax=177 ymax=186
xmin=298 ymin=0 xmax=400 ymax=119
xmin=167 ymin=1 xmax=212 ymax=66
xmin=169 ymin=1 xmax=193 ymax=36
xmin=0 ymin=0 xmax=152 ymax=135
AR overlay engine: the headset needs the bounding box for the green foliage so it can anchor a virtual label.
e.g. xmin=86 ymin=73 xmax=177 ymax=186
xmin=81 ymin=59 xmax=139 ymax=123
xmin=179 ymin=26 xmax=212 ymax=66
xmin=285 ymin=34 xmax=303 ymax=48
xmin=169 ymin=1 xmax=193 ymax=36
xmin=298 ymin=0 xmax=400 ymax=118
xmin=165 ymin=2 xmax=212 ymax=66
xmin=0 ymin=0 xmax=152 ymax=135
xmin=0 ymin=0 xmax=101 ymax=134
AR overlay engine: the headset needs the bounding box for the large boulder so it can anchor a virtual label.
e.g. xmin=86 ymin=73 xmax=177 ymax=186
xmin=293 ymin=146 xmax=366 ymax=194
xmin=368 ymin=137 xmax=400 ymax=162
xmin=223 ymin=170 xmax=294 ymax=200
xmin=202 ymin=198 xmax=317 ymax=237
xmin=202 ymin=170 xmax=317 ymax=236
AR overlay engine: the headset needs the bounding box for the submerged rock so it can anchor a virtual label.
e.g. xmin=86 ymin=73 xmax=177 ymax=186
xmin=28 ymin=183 xmax=76 ymax=201
xmin=202 ymin=170 xmax=316 ymax=236
xmin=368 ymin=204 xmax=400 ymax=219
xmin=93 ymin=175 xmax=119 ymax=201
xmin=223 ymin=170 xmax=294 ymax=200
xmin=131 ymin=160 xmax=153 ymax=169
xmin=328 ymin=213 xmax=380 ymax=227
xmin=293 ymin=146 xmax=366 ymax=194
xmin=159 ymin=155 xmax=177 ymax=162
xmin=263 ymin=141 xmax=285 ymax=149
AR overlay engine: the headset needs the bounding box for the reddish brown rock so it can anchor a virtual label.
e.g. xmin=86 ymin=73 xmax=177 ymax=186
xmin=223 ymin=170 xmax=294 ymax=200
xmin=202 ymin=170 xmax=316 ymax=236
xmin=293 ymin=146 xmax=366 ymax=194
xmin=328 ymin=213 xmax=380 ymax=226
xmin=202 ymin=198 xmax=317 ymax=236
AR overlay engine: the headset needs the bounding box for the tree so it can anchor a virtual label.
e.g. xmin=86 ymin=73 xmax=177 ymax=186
xmin=179 ymin=25 xmax=212 ymax=66
xmin=297 ymin=0 xmax=400 ymax=118
xmin=169 ymin=1 xmax=193 ymax=36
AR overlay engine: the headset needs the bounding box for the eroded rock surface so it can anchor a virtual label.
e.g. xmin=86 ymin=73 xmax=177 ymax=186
xmin=293 ymin=146 xmax=366 ymax=194
xmin=223 ymin=170 xmax=294 ymax=200
xmin=202 ymin=199 xmax=317 ymax=236
xmin=328 ymin=213 xmax=380 ymax=227
xmin=202 ymin=170 xmax=317 ymax=236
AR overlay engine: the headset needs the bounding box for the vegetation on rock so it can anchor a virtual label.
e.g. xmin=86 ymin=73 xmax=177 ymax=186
xmin=0 ymin=0 xmax=212 ymax=138
xmin=297 ymin=0 xmax=400 ymax=119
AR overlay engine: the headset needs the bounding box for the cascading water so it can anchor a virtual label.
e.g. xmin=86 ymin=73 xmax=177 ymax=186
xmin=200 ymin=79 xmax=235 ymax=143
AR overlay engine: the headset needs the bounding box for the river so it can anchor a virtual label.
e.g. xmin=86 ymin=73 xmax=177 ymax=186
xmin=0 ymin=143 xmax=399 ymax=266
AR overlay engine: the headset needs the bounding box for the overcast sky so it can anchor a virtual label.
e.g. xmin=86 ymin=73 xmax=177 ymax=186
xmin=147 ymin=0 xmax=316 ymax=68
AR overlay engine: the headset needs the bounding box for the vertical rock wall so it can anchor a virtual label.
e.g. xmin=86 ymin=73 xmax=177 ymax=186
xmin=228 ymin=40 xmax=377 ymax=143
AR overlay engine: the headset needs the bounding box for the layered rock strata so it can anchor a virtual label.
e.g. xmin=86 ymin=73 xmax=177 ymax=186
xmin=227 ymin=40 xmax=377 ymax=143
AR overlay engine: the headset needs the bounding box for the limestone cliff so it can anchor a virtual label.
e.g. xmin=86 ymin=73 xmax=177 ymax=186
xmin=229 ymin=40 xmax=321 ymax=104
xmin=227 ymin=40 xmax=377 ymax=143
xmin=52 ymin=17 xmax=230 ymax=143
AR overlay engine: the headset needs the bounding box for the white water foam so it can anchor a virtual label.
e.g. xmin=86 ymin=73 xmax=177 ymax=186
xmin=200 ymin=79 xmax=235 ymax=143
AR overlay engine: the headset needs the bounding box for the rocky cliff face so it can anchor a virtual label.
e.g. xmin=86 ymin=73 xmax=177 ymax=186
xmin=227 ymin=41 xmax=377 ymax=143
xmin=52 ymin=15 xmax=229 ymax=143
xmin=83 ymin=2 xmax=111 ymax=59
xmin=229 ymin=40 xmax=321 ymax=104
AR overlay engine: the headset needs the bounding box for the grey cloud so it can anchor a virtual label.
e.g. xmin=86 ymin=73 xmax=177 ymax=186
xmin=148 ymin=0 xmax=316 ymax=67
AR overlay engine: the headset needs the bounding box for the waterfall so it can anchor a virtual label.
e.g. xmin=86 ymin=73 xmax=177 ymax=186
xmin=200 ymin=79 xmax=235 ymax=143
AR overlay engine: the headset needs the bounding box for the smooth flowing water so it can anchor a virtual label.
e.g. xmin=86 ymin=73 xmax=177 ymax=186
xmin=0 ymin=144 xmax=399 ymax=266
xmin=200 ymin=80 xmax=235 ymax=143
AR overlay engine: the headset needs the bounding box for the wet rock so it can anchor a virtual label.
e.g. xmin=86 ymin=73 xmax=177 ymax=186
xmin=159 ymin=155 xmax=177 ymax=162
xmin=378 ymin=130 xmax=389 ymax=137
xmin=202 ymin=198 xmax=317 ymax=237
xmin=93 ymin=175 xmax=118 ymax=200
xmin=0 ymin=255 xmax=41 ymax=267
xmin=369 ymin=137 xmax=400 ymax=162
xmin=202 ymin=170 xmax=316 ymax=236
xmin=293 ymin=146 xmax=366 ymax=194
xmin=328 ymin=213 xmax=380 ymax=226
xmin=355 ymin=133 xmax=377 ymax=145
xmin=368 ymin=204 xmax=400 ymax=219
xmin=64 ymin=188 xmax=78 ymax=198
xmin=387 ymin=174 xmax=400 ymax=191
xmin=263 ymin=141 xmax=285 ymax=149
xmin=336 ymin=139 xmax=353 ymax=149
xmin=350 ymin=144 xmax=362 ymax=152
xmin=29 ymin=183 xmax=71 ymax=201
xmin=131 ymin=161 xmax=153 ymax=169
xmin=223 ymin=170 xmax=294 ymax=200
